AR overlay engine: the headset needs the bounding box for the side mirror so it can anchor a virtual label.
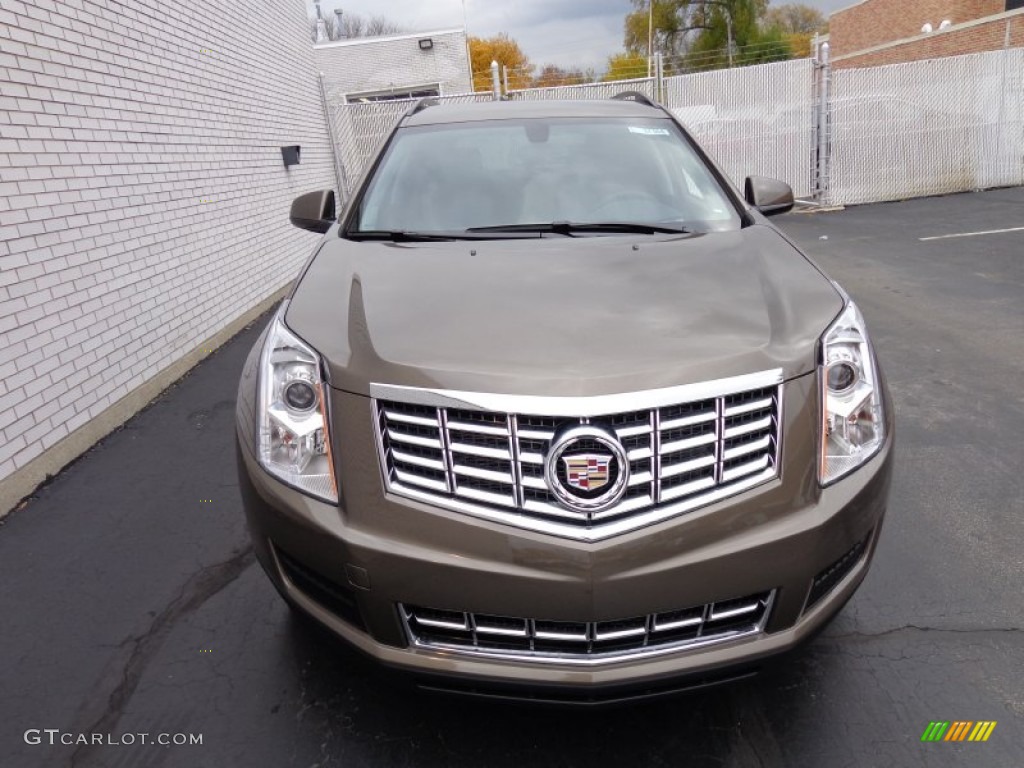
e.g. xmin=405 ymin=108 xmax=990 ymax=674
xmin=744 ymin=176 xmax=794 ymax=216
xmin=290 ymin=190 xmax=336 ymax=233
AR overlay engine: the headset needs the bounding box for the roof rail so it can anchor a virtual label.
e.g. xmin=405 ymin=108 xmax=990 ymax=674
xmin=404 ymin=96 xmax=439 ymax=119
xmin=611 ymin=91 xmax=657 ymax=108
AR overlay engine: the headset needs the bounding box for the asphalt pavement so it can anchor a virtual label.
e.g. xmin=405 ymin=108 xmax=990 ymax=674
xmin=1 ymin=188 xmax=1022 ymax=768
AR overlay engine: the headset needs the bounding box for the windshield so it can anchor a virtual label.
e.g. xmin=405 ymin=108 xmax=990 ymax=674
xmin=352 ymin=116 xmax=742 ymax=236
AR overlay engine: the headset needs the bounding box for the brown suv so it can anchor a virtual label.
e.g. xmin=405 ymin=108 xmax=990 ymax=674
xmin=235 ymin=95 xmax=893 ymax=703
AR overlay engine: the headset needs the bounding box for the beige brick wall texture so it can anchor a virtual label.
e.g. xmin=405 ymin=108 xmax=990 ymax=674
xmin=315 ymin=29 xmax=473 ymax=100
xmin=831 ymin=0 xmax=1024 ymax=67
xmin=0 ymin=0 xmax=336 ymax=489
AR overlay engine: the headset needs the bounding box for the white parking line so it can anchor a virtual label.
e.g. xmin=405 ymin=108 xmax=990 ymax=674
xmin=919 ymin=226 xmax=1024 ymax=241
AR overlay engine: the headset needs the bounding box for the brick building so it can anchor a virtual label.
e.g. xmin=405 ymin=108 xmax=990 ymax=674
xmin=314 ymin=29 xmax=473 ymax=102
xmin=830 ymin=0 xmax=1024 ymax=66
xmin=0 ymin=0 xmax=336 ymax=512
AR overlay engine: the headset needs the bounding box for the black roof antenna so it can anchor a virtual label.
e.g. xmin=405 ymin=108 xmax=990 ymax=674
xmin=611 ymin=91 xmax=657 ymax=108
xmin=405 ymin=97 xmax=439 ymax=118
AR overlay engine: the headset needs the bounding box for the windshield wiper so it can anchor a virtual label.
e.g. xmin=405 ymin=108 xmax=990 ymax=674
xmin=345 ymin=230 xmax=460 ymax=242
xmin=345 ymin=229 xmax=546 ymax=241
xmin=466 ymin=221 xmax=691 ymax=236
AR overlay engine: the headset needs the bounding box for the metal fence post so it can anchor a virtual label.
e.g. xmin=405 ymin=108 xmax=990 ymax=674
xmin=814 ymin=42 xmax=831 ymax=204
xmin=655 ymin=52 xmax=664 ymax=104
xmin=491 ymin=60 xmax=501 ymax=101
xmin=317 ymin=72 xmax=349 ymax=200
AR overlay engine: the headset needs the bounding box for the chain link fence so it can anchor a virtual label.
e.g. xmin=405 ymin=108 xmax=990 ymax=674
xmin=326 ymin=91 xmax=492 ymax=195
xmin=506 ymin=77 xmax=658 ymax=102
xmin=827 ymin=48 xmax=1024 ymax=205
xmin=322 ymin=48 xmax=1024 ymax=206
xmin=663 ymin=59 xmax=816 ymax=198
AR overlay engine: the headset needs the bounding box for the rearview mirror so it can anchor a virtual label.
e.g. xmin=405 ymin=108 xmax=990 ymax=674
xmin=744 ymin=176 xmax=794 ymax=217
xmin=290 ymin=190 xmax=336 ymax=233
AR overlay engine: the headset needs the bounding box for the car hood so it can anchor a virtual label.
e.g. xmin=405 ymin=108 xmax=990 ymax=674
xmin=286 ymin=225 xmax=842 ymax=397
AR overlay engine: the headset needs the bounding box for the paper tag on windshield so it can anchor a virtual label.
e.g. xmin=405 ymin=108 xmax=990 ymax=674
xmin=628 ymin=126 xmax=670 ymax=136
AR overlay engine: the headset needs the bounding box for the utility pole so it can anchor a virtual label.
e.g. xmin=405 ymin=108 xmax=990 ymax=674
xmin=701 ymin=1 xmax=735 ymax=68
xmin=726 ymin=11 xmax=733 ymax=67
xmin=648 ymin=0 xmax=655 ymax=77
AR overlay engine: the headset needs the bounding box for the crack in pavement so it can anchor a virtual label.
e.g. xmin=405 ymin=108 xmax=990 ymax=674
xmin=67 ymin=547 xmax=255 ymax=768
xmin=824 ymin=624 xmax=1022 ymax=640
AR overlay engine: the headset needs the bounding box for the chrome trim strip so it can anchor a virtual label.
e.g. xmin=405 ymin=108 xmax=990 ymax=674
xmin=416 ymin=615 xmax=469 ymax=631
xmin=390 ymin=449 xmax=446 ymax=472
xmin=723 ymin=416 xmax=773 ymax=439
xmin=437 ymin=407 xmax=455 ymax=494
xmin=448 ymin=442 xmax=511 ymax=460
xmin=654 ymin=615 xmax=702 ymax=631
xmin=660 ymin=432 xmax=716 ymax=455
xmin=661 ymin=411 xmax=717 ymax=429
xmin=723 ymin=397 xmax=774 ymax=417
xmin=721 ymin=454 xmax=770 ymax=483
xmin=709 ymin=602 xmax=761 ymax=621
xmin=371 ymin=369 xmax=784 ymax=417
xmin=386 ymin=466 xmax=777 ymax=542
xmin=722 ymin=434 xmax=772 ymax=462
xmin=388 ymin=432 xmax=442 ymax=449
xmin=383 ymin=410 xmax=437 ymax=427
xmin=398 ymin=591 xmax=775 ymax=666
xmin=394 ymin=470 xmax=448 ymax=493
xmin=447 ymin=419 xmax=509 ymax=437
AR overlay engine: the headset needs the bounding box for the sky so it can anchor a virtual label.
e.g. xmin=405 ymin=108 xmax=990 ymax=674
xmin=310 ymin=0 xmax=851 ymax=72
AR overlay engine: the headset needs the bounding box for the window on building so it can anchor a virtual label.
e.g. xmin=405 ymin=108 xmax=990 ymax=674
xmin=1008 ymin=0 xmax=1024 ymax=11
xmin=345 ymin=85 xmax=441 ymax=103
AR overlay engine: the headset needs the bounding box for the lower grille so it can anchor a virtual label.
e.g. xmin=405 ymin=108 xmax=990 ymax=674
xmin=275 ymin=546 xmax=365 ymax=630
xmin=805 ymin=530 xmax=873 ymax=611
xmin=401 ymin=591 xmax=774 ymax=663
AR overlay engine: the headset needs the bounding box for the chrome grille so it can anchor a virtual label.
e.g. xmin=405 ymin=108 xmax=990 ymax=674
xmin=401 ymin=591 xmax=774 ymax=664
xmin=373 ymin=370 xmax=783 ymax=540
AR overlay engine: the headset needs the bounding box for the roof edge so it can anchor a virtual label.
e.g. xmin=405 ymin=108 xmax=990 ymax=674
xmin=314 ymin=28 xmax=466 ymax=49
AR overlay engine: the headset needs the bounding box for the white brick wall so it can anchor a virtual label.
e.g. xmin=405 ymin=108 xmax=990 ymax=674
xmin=0 ymin=0 xmax=336 ymax=482
xmin=315 ymin=29 xmax=473 ymax=100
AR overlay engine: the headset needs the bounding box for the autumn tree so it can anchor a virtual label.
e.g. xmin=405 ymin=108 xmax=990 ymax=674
xmin=603 ymin=52 xmax=650 ymax=81
xmin=532 ymin=64 xmax=594 ymax=88
xmin=762 ymin=3 xmax=827 ymax=58
xmin=762 ymin=3 xmax=827 ymax=34
xmin=469 ymin=34 xmax=534 ymax=91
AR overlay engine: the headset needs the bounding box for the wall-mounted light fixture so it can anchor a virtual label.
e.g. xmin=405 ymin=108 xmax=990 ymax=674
xmin=418 ymin=38 xmax=433 ymax=51
xmin=281 ymin=145 xmax=301 ymax=167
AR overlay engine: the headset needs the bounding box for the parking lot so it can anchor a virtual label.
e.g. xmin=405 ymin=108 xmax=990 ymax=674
xmin=0 ymin=188 xmax=1021 ymax=768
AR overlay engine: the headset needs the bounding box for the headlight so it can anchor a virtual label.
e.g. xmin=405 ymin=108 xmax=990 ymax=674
xmin=819 ymin=301 xmax=886 ymax=485
xmin=257 ymin=303 xmax=337 ymax=503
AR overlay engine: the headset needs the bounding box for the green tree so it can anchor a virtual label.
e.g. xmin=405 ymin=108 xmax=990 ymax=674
xmin=622 ymin=1 xmax=790 ymax=71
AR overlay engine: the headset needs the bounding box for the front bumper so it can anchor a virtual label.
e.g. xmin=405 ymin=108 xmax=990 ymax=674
xmin=236 ymin=371 xmax=893 ymax=700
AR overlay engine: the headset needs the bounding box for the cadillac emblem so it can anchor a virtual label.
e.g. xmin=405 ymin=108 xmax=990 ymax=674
xmin=544 ymin=426 xmax=630 ymax=514
xmin=562 ymin=454 xmax=611 ymax=492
